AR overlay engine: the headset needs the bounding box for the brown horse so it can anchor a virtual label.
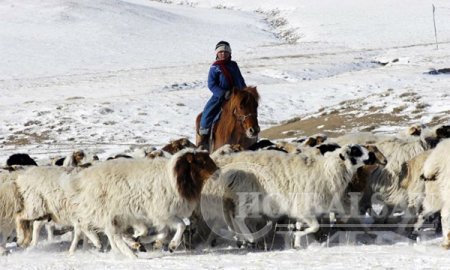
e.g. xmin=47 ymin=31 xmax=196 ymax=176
xmin=196 ymin=86 xmax=260 ymax=152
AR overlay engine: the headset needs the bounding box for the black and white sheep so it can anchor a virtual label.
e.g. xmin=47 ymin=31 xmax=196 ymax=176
xmin=216 ymin=144 xmax=373 ymax=247
xmin=52 ymin=150 xmax=98 ymax=167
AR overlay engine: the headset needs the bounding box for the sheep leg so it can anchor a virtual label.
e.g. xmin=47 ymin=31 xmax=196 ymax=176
xmin=132 ymin=223 xmax=148 ymax=239
xmin=231 ymin=217 xmax=255 ymax=244
xmin=440 ymin=205 xmax=450 ymax=249
xmin=114 ymin=233 xmax=137 ymax=259
xmin=30 ymin=220 xmax=45 ymax=247
xmin=293 ymin=217 xmax=319 ymax=248
xmin=140 ymin=227 xmax=168 ymax=245
xmin=0 ymin=245 xmax=7 ymax=256
xmin=69 ymin=223 xmax=82 ymax=254
xmin=104 ymin=221 xmax=136 ymax=259
xmin=45 ymin=222 xmax=55 ymax=242
xmin=15 ymin=215 xmax=32 ymax=247
xmin=0 ymin=234 xmax=6 ymax=255
xmin=413 ymin=212 xmax=426 ymax=233
xmin=104 ymin=223 xmax=120 ymax=255
xmin=82 ymin=235 xmax=89 ymax=250
xmin=118 ymin=222 xmax=148 ymax=251
xmin=168 ymin=217 xmax=186 ymax=252
xmin=14 ymin=215 xmax=25 ymax=247
xmin=122 ymin=234 xmax=142 ymax=251
xmin=204 ymin=222 xmax=220 ymax=247
xmin=81 ymin=228 xmax=102 ymax=251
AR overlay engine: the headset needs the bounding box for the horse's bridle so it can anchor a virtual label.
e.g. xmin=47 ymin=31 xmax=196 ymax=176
xmin=233 ymin=108 xmax=256 ymax=122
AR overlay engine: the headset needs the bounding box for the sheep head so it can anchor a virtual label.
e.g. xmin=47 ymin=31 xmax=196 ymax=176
xmin=173 ymin=150 xmax=219 ymax=202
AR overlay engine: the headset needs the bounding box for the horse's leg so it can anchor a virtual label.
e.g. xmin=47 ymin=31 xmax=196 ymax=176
xmin=195 ymin=113 xmax=202 ymax=145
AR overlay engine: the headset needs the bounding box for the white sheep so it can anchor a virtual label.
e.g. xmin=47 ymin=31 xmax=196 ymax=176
xmin=329 ymin=124 xmax=430 ymax=146
xmin=14 ymin=166 xmax=101 ymax=254
xmin=398 ymin=151 xmax=442 ymax=233
xmin=0 ymin=165 xmax=40 ymax=255
xmin=421 ymin=138 xmax=450 ymax=248
xmin=355 ymin=125 xmax=450 ymax=223
xmin=69 ymin=149 xmax=219 ymax=258
xmin=176 ymin=144 xmax=248 ymax=248
xmin=197 ymin=142 xmax=348 ymax=247
xmin=216 ymin=144 xmax=372 ymax=248
xmin=0 ymin=171 xmax=23 ymax=255
xmin=329 ymin=131 xmax=391 ymax=146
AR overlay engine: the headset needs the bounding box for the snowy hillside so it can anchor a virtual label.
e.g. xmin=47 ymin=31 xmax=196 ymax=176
xmin=1 ymin=0 xmax=450 ymax=268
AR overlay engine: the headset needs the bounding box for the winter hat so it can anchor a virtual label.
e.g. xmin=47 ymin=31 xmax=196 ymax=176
xmin=215 ymin=41 xmax=232 ymax=54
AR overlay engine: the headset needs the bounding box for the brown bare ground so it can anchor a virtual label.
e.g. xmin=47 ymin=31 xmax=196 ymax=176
xmin=261 ymin=107 xmax=450 ymax=140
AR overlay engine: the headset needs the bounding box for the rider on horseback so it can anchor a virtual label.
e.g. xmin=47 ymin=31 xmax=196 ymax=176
xmin=198 ymin=41 xmax=247 ymax=150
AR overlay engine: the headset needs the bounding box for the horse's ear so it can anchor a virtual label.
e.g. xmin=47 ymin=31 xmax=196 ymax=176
xmin=245 ymin=86 xmax=260 ymax=102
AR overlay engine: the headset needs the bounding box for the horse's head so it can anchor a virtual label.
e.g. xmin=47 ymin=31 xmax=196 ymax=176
xmin=228 ymin=86 xmax=260 ymax=138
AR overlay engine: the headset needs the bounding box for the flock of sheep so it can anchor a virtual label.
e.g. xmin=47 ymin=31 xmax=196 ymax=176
xmin=0 ymin=123 xmax=449 ymax=258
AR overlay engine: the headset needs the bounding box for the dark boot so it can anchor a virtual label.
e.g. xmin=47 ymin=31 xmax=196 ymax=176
xmin=197 ymin=134 xmax=210 ymax=151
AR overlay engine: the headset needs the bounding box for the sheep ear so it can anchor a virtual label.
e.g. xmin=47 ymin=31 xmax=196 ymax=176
xmin=185 ymin=153 xmax=194 ymax=163
xmin=304 ymin=137 xmax=316 ymax=147
xmin=2 ymin=166 xmax=15 ymax=172
xmin=339 ymin=153 xmax=345 ymax=161
xmin=409 ymin=126 xmax=421 ymax=136
xmin=79 ymin=163 xmax=92 ymax=168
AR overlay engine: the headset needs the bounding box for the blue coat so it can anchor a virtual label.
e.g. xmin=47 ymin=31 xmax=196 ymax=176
xmin=207 ymin=60 xmax=246 ymax=97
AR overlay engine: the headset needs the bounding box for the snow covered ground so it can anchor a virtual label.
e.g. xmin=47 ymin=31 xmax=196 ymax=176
xmin=1 ymin=0 xmax=450 ymax=268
